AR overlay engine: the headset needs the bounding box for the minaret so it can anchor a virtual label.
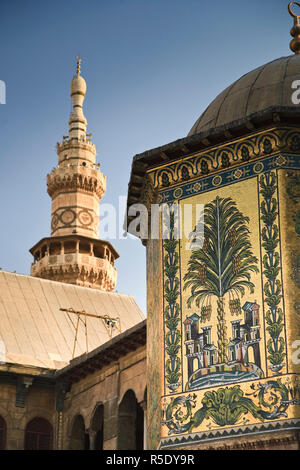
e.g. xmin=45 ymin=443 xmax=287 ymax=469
xmin=30 ymin=58 xmax=118 ymax=291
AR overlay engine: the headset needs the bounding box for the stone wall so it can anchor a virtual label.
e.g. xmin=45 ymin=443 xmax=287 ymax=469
xmin=62 ymin=345 xmax=146 ymax=450
xmin=0 ymin=382 xmax=56 ymax=450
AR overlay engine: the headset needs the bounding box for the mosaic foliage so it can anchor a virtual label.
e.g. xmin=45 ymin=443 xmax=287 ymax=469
xmin=259 ymin=172 xmax=286 ymax=373
xmin=162 ymin=377 xmax=300 ymax=435
xmin=163 ymin=205 xmax=182 ymax=392
xmin=286 ymin=171 xmax=300 ymax=236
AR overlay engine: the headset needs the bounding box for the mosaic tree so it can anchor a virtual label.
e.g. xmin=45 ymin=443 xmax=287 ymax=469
xmin=183 ymin=196 xmax=259 ymax=363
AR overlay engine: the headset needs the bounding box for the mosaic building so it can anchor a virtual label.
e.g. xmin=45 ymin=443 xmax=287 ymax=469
xmin=126 ymin=3 xmax=300 ymax=450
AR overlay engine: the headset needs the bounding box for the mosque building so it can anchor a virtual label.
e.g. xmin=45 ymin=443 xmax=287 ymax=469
xmin=0 ymin=57 xmax=146 ymax=450
xmin=0 ymin=3 xmax=299 ymax=451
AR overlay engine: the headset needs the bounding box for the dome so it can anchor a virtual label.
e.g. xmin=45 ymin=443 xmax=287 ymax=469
xmin=188 ymin=54 xmax=300 ymax=136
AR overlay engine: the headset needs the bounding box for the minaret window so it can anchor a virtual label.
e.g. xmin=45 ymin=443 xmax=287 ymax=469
xmin=79 ymin=241 xmax=90 ymax=254
xmin=64 ymin=241 xmax=76 ymax=254
xmin=49 ymin=242 xmax=61 ymax=256
xmin=94 ymin=245 xmax=104 ymax=259
xmin=41 ymin=246 xmax=47 ymax=257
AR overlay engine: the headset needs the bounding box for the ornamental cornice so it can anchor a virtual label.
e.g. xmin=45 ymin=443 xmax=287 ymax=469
xmin=47 ymin=166 xmax=106 ymax=199
xmin=32 ymin=262 xmax=116 ymax=292
xmin=56 ymin=138 xmax=96 ymax=154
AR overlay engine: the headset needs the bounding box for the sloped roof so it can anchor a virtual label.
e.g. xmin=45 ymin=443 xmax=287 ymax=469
xmin=229 ymin=338 xmax=241 ymax=346
xmin=187 ymin=313 xmax=200 ymax=324
xmin=242 ymin=301 xmax=259 ymax=312
xmin=203 ymin=344 xmax=217 ymax=351
xmin=0 ymin=271 xmax=145 ymax=370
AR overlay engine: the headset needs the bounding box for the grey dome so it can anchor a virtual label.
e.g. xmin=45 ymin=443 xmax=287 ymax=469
xmin=188 ymin=54 xmax=300 ymax=136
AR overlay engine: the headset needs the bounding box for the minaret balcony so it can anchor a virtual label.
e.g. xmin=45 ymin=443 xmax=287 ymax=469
xmin=56 ymin=138 xmax=96 ymax=154
xmin=30 ymin=253 xmax=116 ymax=290
xmin=29 ymin=235 xmax=119 ymax=292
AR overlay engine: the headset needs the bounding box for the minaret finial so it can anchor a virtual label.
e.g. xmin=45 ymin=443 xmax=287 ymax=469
xmin=76 ymin=56 xmax=82 ymax=76
xmin=288 ymin=2 xmax=300 ymax=53
xmin=69 ymin=58 xmax=87 ymax=140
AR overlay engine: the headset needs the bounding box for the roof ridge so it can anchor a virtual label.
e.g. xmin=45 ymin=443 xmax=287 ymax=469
xmin=0 ymin=270 xmax=139 ymax=299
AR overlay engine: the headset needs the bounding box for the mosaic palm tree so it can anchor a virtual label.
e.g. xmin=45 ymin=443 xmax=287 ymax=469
xmin=183 ymin=196 xmax=259 ymax=363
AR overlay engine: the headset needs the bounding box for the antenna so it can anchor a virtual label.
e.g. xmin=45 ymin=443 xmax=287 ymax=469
xmin=60 ymin=307 xmax=121 ymax=359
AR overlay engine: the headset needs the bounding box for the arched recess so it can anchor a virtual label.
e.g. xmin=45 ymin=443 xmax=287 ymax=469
xmin=69 ymin=414 xmax=89 ymax=450
xmin=247 ymin=345 xmax=255 ymax=364
xmin=90 ymin=404 xmax=104 ymax=450
xmin=0 ymin=415 xmax=6 ymax=450
xmin=117 ymin=390 xmax=144 ymax=450
xmin=24 ymin=417 xmax=53 ymax=450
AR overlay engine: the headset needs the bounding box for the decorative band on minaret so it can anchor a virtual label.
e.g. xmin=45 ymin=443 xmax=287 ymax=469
xmin=29 ymin=58 xmax=118 ymax=291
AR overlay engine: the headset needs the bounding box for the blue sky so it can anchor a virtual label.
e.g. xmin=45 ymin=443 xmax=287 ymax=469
xmin=0 ymin=0 xmax=292 ymax=313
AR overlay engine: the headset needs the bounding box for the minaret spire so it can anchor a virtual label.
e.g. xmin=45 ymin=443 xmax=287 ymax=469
xmin=76 ymin=56 xmax=81 ymax=76
xmin=69 ymin=56 xmax=87 ymax=140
